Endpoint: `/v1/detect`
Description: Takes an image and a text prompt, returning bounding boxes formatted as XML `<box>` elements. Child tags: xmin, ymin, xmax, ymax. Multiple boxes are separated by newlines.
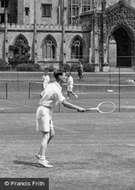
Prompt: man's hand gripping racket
<box><xmin>84</xmin><ymin>101</ymin><xmax>116</xmax><ymax>114</ymax></box>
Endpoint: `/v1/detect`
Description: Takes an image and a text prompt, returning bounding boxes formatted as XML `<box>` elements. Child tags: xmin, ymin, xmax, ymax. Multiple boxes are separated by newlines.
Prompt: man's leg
<box><xmin>37</xmin><ymin>132</ymin><xmax>49</xmax><ymax>159</ymax></box>
<box><xmin>40</xmin><ymin>131</ymin><xmax>49</xmax><ymax>157</ymax></box>
<box><xmin>67</xmin><ymin>90</ymin><xmax>70</xmax><ymax>99</ymax></box>
<box><xmin>80</xmin><ymin>72</ymin><xmax>84</xmax><ymax>81</ymax></box>
<box><xmin>70</xmin><ymin>91</ymin><xmax>78</xmax><ymax>98</ymax></box>
<box><xmin>38</xmin><ymin>132</ymin><xmax>53</xmax><ymax>168</ymax></box>
<box><xmin>48</xmin><ymin>126</ymin><xmax>55</xmax><ymax>144</ymax></box>
<box><xmin>69</xmin><ymin>86</ymin><xmax>78</xmax><ymax>98</ymax></box>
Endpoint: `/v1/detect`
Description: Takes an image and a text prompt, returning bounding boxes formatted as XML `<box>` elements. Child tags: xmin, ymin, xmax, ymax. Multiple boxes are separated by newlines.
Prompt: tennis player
<box><xmin>36</xmin><ymin>69</ymin><xmax>85</xmax><ymax>168</ymax></box>
<box><xmin>67</xmin><ymin>72</ymin><xmax>78</xmax><ymax>99</ymax></box>
<box><xmin>42</xmin><ymin>70</ymin><xmax>50</xmax><ymax>90</ymax></box>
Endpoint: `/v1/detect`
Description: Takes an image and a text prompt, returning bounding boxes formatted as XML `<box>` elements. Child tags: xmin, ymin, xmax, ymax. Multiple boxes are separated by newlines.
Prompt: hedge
<box><xmin>16</xmin><ymin>63</ymin><xmax>40</xmax><ymax>71</ymax></box>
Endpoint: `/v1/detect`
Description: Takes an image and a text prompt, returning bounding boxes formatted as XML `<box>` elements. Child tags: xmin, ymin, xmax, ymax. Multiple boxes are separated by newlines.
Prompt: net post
<box><xmin>118</xmin><ymin>66</ymin><xmax>121</xmax><ymax>112</ymax></box>
<box><xmin>28</xmin><ymin>82</ymin><xmax>31</xmax><ymax>99</ymax></box>
<box><xmin>6</xmin><ymin>81</ymin><xmax>8</xmax><ymax>99</ymax></box>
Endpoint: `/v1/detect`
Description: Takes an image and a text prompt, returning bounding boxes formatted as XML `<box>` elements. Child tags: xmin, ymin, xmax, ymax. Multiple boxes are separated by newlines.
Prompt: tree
<box><xmin>8</xmin><ymin>38</ymin><xmax>30</xmax><ymax>66</ymax></box>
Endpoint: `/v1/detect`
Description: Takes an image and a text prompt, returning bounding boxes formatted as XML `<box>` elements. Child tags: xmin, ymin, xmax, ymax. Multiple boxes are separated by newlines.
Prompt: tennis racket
<box><xmin>85</xmin><ymin>101</ymin><xmax>115</xmax><ymax>114</ymax></box>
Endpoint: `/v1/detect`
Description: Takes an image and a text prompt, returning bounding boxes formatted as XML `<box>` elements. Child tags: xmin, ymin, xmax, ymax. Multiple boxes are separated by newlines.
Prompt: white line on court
<box><xmin>122</xmin><ymin>106</ymin><xmax>135</xmax><ymax>109</ymax></box>
<box><xmin>126</xmin><ymin>144</ymin><xmax>135</xmax><ymax>147</ymax></box>
<box><xmin>0</xmin><ymin>141</ymin><xmax>132</xmax><ymax>146</ymax></box>
<box><xmin>0</xmin><ymin>107</ymin><xmax>12</xmax><ymax>110</ymax></box>
<box><xmin>21</xmin><ymin>117</ymin><xmax>79</xmax><ymax>133</ymax></box>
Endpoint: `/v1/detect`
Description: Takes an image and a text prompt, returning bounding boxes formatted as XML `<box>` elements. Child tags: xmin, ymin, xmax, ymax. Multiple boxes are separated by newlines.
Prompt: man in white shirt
<box><xmin>36</xmin><ymin>69</ymin><xmax>85</xmax><ymax>168</ymax></box>
<box><xmin>42</xmin><ymin>70</ymin><xmax>50</xmax><ymax>90</ymax></box>
<box><xmin>67</xmin><ymin>72</ymin><xmax>78</xmax><ymax>99</ymax></box>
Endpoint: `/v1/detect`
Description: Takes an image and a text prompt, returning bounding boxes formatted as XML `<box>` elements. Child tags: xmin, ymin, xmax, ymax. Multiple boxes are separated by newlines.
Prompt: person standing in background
<box><xmin>78</xmin><ymin>62</ymin><xmax>84</xmax><ymax>81</ymax></box>
<box><xmin>67</xmin><ymin>72</ymin><xmax>78</xmax><ymax>99</ymax></box>
<box><xmin>42</xmin><ymin>69</ymin><xmax>50</xmax><ymax>90</ymax></box>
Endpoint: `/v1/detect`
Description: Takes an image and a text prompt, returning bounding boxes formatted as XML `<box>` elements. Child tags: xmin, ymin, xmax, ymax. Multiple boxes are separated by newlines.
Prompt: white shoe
<box><xmin>38</xmin><ymin>159</ymin><xmax>53</xmax><ymax>168</ymax></box>
<box><xmin>35</xmin><ymin>155</ymin><xmax>49</xmax><ymax>163</ymax></box>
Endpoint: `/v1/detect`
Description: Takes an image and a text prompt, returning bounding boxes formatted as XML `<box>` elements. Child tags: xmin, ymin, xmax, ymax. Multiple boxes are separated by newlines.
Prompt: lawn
<box><xmin>0</xmin><ymin>98</ymin><xmax>135</xmax><ymax>189</ymax></box>
<box><xmin>0</xmin><ymin>72</ymin><xmax>135</xmax><ymax>190</ymax></box>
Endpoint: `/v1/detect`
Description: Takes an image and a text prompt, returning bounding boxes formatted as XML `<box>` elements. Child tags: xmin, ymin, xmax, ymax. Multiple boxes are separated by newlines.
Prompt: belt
<box><xmin>40</xmin><ymin>105</ymin><xmax>52</xmax><ymax>110</ymax></box>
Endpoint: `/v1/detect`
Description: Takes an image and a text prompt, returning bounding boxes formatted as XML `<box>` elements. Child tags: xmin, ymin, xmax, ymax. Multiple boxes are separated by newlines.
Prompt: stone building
<box><xmin>0</xmin><ymin>0</ymin><xmax>135</xmax><ymax>71</ymax></box>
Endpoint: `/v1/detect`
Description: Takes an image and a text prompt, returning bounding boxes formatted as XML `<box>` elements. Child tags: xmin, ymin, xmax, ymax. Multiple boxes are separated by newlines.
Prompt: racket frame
<box><xmin>85</xmin><ymin>101</ymin><xmax>115</xmax><ymax>114</ymax></box>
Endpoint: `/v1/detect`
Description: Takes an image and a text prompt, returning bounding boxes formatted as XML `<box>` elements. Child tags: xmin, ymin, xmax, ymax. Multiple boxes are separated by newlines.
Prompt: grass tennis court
<box><xmin>0</xmin><ymin>71</ymin><xmax>135</xmax><ymax>190</ymax></box>
<box><xmin>1</xmin><ymin>111</ymin><xmax>135</xmax><ymax>190</ymax></box>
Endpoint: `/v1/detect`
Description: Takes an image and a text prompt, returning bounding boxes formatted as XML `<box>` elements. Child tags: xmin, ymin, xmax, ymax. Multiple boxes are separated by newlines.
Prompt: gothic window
<box><xmin>1</xmin><ymin>0</ymin><xmax>4</xmax><ymax>7</ymax></box>
<box><xmin>41</xmin><ymin>4</ymin><xmax>52</xmax><ymax>17</ymax></box>
<box><xmin>82</xmin><ymin>0</ymin><xmax>91</xmax><ymax>13</ymax></box>
<box><xmin>68</xmin><ymin>0</ymin><xmax>80</xmax><ymax>25</ymax></box>
<box><xmin>8</xmin><ymin>45</ymin><xmax>14</xmax><ymax>59</ymax></box>
<box><xmin>1</xmin><ymin>0</ymin><xmax>9</xmax><ymax>7</ymax></box>
<box><xmin>71</xmin><ymin>37</ymin><xmax>83</xmax><ymax>59</ymax></box>
<box><xmin>42</xmin><ymin>36</ymin><xmax>56</xmax><ymax>59</ymax></box>
<box><xmin>14</xmin><ymin>35</ymin><xmax>28</xmax><ymax>55</ymax></box>
<box><xmin>8</xmin><ymin>34</ymin><xmax>30</xmax><ymax>64</ymax></box>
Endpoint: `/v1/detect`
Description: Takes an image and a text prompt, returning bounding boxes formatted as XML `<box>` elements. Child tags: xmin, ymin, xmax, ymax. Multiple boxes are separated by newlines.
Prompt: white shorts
<box><xmin>67</xmin><ymin>85</ymin><xmax>73</xmax><ymax>92</ymax></box>
<box><xmin>36</xmin><ymin>106</ymin><xmax>53</xmax><ymax>132</ymax></box>
<box><xmin>43</xmin><ymin>83</ymin><xmax>48</xmax><ymax>89</ymax></box>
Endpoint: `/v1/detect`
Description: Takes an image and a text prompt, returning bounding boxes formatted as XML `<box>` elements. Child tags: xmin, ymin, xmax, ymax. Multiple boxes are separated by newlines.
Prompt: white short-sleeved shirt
<box><xmin>42</xmin><ymin>75</ymin><xmax>50</xmax><ymax>85</ymax></box>
<box><xmin>39</xmin><ymin>81</ymin><xmax>65</xmax><ymax>108</ymax></box>
<box><xmin>67</xmin><ymin>76</ymin><xmax>73</xmax><ymax>86</ymax></box>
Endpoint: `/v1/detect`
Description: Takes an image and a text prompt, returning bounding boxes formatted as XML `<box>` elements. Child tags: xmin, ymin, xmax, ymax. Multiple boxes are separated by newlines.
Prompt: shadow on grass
<box><xmin>14</xmin><ymin>160</ymin><xmax>43</xmax><ymax>168</ymax></box>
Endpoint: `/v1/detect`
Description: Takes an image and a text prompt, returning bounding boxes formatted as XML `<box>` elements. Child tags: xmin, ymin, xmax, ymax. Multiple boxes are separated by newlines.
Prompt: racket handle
<box><xmin>85</xmin><ymin>109</ymin><xmax>91</xmax><ymax>111</ymax></box>
<box><xmin>85</xmin><ymin>108</ymin><xmax>96</xmax><ymax>111</ymax></box>
<box><xmin>77</xmin><ymin>110</ymin><xmax>85</xmax><ymax>112</ymax></box>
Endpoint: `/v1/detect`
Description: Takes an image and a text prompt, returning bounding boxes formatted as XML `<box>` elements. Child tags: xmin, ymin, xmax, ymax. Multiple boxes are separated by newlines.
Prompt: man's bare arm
<box><xmin>62</xmin><ymin>99</ymin><xmax>85</xmax><ymax>112</ymax></box>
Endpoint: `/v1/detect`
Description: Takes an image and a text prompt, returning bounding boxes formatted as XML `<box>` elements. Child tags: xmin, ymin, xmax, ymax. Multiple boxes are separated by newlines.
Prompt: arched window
<box><xmin>14</xmin><ymin>35</ymin><xmax>28</xmax><ymax>55</ymax></box>
<box><xmin>71</xmin><ymin>37</ymin><xmax>83</xmax><ymax>59</ymax></box>
<box><xmin>42</xmin><ymin>36</ymin><xmax>56</xmax><ymax>59</ymax></box>
<box><xmin>8</xmin><ymin>34</ymin><xmax>30</xmax><ymax>64</ymax></box>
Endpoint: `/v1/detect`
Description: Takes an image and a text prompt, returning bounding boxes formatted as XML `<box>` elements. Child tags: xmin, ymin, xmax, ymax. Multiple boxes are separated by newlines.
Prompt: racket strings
<box><xmin>98</xmin><ymin>102</ymin><xmax>115</xmax><ymax>113</ymax></box>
